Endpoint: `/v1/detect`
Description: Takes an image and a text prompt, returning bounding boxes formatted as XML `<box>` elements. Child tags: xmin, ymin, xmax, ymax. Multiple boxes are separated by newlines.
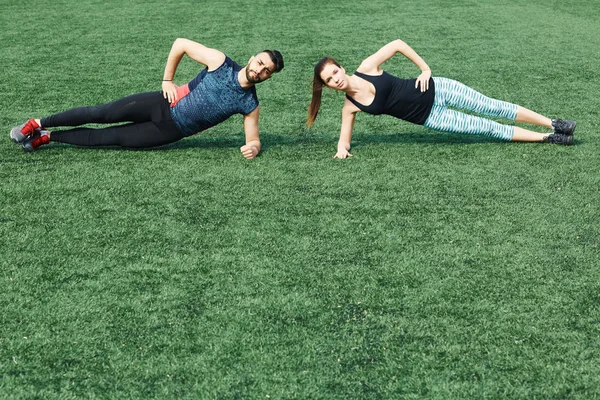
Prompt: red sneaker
<box><xmin>22</xmin><ymin>130</ymin><xmax>50</xmax><ymax>152</ymax></box>
<box><xmin>10</xmin><ymin>119</ymin><xmax>40</xmax><ymax>143</ymax></box>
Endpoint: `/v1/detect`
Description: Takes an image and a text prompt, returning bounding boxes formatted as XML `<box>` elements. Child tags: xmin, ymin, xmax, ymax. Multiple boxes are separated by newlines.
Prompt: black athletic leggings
<box><xmin>41</xmin><ymin>91</ymin><xmax>185</xmax><ymax>148</ymax></box>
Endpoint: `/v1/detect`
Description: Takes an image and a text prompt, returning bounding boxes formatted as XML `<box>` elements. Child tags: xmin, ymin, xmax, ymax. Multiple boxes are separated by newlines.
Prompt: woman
<box><xmin>10</xmin><ymin>38</ymin><xmax>284</xmax><ymax>159</ymax></box>
<box><xmin>307</xmin><ymin>39</ymin><xmax>575</xmax><ymax>158</ymax></box>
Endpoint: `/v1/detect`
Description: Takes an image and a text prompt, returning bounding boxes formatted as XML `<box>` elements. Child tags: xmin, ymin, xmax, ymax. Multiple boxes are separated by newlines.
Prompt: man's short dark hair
<box><xmin>262</xmin><ymin>50</ymin><xmax>284</xmax><ymax>73</ymax></box>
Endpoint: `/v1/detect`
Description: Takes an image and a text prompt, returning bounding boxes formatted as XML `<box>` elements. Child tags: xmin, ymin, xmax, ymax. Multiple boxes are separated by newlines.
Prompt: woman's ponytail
<box><xmin>306</xmin><ymin>57</ymin><xmax>341</xmax><ymax>127</ymax></box>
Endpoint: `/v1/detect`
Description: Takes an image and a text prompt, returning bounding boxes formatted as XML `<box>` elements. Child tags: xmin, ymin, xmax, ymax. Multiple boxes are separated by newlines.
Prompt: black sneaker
<box><xmin>547</xmin><ymin>133</ymin><xmax>573</xmax><ymax>146</ymax></box>
<box><xmin>551</xmin><ymin>119</ymin><xmax>576</xmax><ymax>136</ymax></box>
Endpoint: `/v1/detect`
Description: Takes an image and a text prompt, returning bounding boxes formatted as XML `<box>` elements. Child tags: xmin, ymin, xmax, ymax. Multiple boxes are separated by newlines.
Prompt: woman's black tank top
<box><xmin>345</xmin><ymin>71</ymin><xmax>435</xmax><ymax>125</ymax></box>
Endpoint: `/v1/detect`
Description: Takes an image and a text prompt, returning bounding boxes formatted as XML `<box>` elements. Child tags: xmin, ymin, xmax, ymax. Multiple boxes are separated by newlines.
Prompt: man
<box><xmin>10</xmin><ymin>38</ymin><xmax>284</xmax><ymax>159</ymax></box>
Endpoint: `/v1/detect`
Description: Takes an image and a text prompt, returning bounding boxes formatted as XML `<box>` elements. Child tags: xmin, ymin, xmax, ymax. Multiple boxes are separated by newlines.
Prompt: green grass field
<box><xmin>1</xmin><ymin>0</ymin><xmax>600</xmax><ymax>398</ymax></box>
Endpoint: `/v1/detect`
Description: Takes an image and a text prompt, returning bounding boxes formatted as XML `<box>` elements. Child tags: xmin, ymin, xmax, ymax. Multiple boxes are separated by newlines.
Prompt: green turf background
<box><xmin>1</xmin><ymin>0</ymin><xmax>599</xmax><ymax>398</ymax></box>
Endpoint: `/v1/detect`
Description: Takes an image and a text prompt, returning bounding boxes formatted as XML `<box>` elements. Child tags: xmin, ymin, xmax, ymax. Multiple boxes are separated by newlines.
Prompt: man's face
<box><xmin>245</xmin><ymin>52</ymin><xmax>276</xmax><ymax>84</ymax></box>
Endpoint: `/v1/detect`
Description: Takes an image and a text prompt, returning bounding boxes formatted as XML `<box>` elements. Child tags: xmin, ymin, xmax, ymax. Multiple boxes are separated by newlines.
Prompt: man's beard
<box><xmin>245</xmin><ymin>67</ymin><xmax>262</xmax><ymax>84</ymax></box>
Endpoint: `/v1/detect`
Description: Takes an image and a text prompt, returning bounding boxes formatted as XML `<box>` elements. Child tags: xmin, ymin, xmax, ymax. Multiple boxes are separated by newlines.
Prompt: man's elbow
<box><xmin>173</xmin><ymin>38</ymin><xmax>191</xmax><ymax>51</ymax></box>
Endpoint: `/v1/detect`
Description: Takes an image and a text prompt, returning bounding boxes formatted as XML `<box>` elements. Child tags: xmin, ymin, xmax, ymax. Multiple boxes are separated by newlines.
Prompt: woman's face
<box><xmin>320</xmin><ymin>63</ymin><xmax>347</xmax><ymax>90</ymax></box>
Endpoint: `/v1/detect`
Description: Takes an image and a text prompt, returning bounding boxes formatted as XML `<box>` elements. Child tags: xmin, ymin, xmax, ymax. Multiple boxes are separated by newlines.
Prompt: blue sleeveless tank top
<box><xmin>170</xmin><ymin>57</ymin><xmax>259</xmax><ymax>136</ymax></box>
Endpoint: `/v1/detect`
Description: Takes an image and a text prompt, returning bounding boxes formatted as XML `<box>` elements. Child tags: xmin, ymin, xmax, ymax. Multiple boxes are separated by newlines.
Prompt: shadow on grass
<box><xmin>29</xmin><ymin>129</ymin><xmax>582</xmax><ymax>153</ymax></box>
<box><xmin>165</xmin><ymin>130</ymin><xmax>546</xmax><ymax>151</ymax></box>
<box><xmin>156</xmin><ymin>130</ymin><xmax>508</xmax><ymax>151</ymax></box>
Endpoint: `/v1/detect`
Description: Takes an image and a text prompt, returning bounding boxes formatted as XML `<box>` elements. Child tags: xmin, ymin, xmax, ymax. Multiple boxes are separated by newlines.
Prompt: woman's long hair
<box><xmin>306</xmin><ymin>57</ymin><xmax>341</xmax><ymax>127</ymax></box>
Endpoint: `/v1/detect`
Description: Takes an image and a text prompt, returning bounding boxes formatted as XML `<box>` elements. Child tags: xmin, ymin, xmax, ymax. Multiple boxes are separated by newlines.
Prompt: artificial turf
<box><xmin>1</xmin><ymin>0</ymin><xmax>600</xmax><ymax>398</ymax></box>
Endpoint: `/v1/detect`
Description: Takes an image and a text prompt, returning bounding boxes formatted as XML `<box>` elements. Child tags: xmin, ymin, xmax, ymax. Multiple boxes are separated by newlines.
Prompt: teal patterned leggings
<box><xmin>424</xmin><ymin>77</ymin><xmax>519</xmax><ymax>141</ymax></box>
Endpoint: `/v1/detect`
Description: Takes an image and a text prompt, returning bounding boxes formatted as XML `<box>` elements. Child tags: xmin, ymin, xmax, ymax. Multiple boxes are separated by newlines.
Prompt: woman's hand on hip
<box><xmin>416</xmin><ymin>69</ymin><xmax>431</xmax><ymax>92</ymax></box>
